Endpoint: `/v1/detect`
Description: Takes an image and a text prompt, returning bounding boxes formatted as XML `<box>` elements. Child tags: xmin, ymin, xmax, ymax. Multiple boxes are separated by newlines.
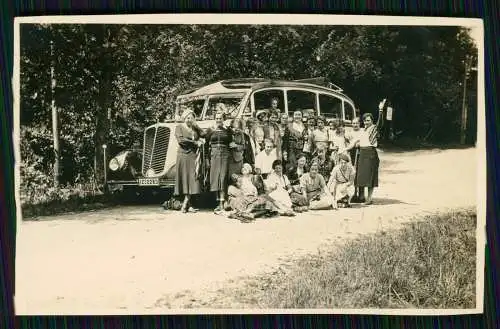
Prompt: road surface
<box><xmin>15</xmin><ymin>147</ymin><xmax>478</xmax><ymax>314</ymax></box>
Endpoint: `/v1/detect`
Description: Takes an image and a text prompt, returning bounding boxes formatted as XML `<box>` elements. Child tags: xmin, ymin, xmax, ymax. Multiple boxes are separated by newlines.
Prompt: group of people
<box><xmin>172</xmin><ymin>97</ymin><xmax>385</xmax><ymax>221</ymax></box>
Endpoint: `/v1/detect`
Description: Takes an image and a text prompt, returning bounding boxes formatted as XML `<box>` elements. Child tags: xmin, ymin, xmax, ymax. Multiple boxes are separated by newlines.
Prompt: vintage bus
<box><xmin>105</xmin><ymin>78</ymin><xmax>358</xmax><ymax>195</ymax></box>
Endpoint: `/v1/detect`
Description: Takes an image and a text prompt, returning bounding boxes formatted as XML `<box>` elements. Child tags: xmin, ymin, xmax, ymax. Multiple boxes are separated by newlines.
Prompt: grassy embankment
<box><xmin>216</xmin><ymin>209</ymin><xmax>477</xmax><ymax>309</ymax></box>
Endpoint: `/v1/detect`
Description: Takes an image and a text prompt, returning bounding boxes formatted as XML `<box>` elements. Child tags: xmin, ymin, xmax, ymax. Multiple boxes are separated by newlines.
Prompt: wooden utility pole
<box><xmin>460</xmin><ymin>56</ymin><xmax>470</xmax><ymax>145</ymax></box>
<box><xmin>50</xmin><ymin>36</ymin><xmax>60</xmax><ymax>187</ymax></box>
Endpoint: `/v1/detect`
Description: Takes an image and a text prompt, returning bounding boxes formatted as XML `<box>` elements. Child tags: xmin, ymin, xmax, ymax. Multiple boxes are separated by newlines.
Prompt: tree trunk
<box><xmin>93</xmin><ymin>26</ymin><xmax>113</xmax><ymax>189</ymax></box>
<box><xmin>50</xmin><ymin>37</ymin><xmax>60</xmax><ymax>188</ymax></box>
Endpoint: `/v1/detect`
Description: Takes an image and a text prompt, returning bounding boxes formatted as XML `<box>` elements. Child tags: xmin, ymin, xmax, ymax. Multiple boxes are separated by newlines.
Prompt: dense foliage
<box><xmin>19</xmin><ymin>24</ymin><xmax>477</xmax><ymax>205</ymax></box>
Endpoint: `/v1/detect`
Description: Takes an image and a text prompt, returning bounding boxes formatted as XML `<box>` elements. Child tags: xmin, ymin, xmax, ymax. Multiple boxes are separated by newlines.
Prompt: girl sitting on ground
<box><xmin>299</xmin><ymin>161</ymin><xmax>336</xmax><ymax>210</ymax></box>
<box><xmin>327</xmin><ymin>153</ymin><xmax>356</xmax><ymax>208</ymax></box>
<box><xmin>226</xmin><ymin>167</ymin><xmax>279</xmax><ymax>222</ymax></box>
<box><xmin>265</xmin><ymin>160</ymin><xmax>296</xmax><ymax>216</ymax></box>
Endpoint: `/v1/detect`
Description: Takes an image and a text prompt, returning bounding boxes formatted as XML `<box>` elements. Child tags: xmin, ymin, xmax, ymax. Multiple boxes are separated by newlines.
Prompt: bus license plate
<box><xmin>138</xmin><ymin>178</ymin><xmax>159</xmax><ymax>186</ymax></box>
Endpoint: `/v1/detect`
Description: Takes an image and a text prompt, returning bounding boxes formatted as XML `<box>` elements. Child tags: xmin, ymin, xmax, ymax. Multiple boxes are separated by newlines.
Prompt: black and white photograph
<box><xmin>13</xmin><ymin>14</ymin><xmax>485</xmax><ymax>315</ymax></box>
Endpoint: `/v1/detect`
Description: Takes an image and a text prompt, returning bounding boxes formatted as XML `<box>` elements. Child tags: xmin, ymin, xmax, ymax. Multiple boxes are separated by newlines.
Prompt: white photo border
<box><xmin>12</xmin><ymin>14</ymin><xmax>486</xmax><ymax>316</ymax></box>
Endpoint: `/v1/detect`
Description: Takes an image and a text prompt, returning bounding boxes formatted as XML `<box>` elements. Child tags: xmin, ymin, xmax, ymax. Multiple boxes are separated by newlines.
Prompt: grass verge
<box><xmin>249</xmin><ymin>208</ymin><xmax>476</xmax><ymax>309</ymax></box>
<box><xmin>21</xmin><ymin>193</ymin><xmax>117</xmax><ymax>219</ymax></box>
<box><xmin>172</xmin><ymin>208</ymin><xmax>479</xmax><ymax>309</ymax></box>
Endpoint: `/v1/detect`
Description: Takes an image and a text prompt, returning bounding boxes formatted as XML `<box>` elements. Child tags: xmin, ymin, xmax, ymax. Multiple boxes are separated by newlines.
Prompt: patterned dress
<box><xmin>227</xmin><ymin>177</ymin><xmax>279</xmax><ymax>220</ymax></box>
<box><xmin>228</xmin><ymin>129</ymin><xmax>246</xmax><ymax>177</ymax></box>
<box><xmin>206</xmin><ymin>126</ymin><xmax>232</xmax><ymax>193</ymax></box>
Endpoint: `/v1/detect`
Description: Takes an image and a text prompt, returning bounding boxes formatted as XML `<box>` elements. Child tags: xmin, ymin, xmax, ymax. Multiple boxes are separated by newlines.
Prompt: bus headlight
<box><xmin>108</xmin><ymin>151</ymin><xmax>129</xmax><ymax>171</ymax></box>
<box><xmin>109</xmin><ymin>158</ymin><xmax>120</xmax><ymax>171</ymax></box>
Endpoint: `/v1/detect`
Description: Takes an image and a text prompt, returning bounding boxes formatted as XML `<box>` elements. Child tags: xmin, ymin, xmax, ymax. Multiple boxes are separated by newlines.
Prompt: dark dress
<box><xmin>356</xmin><ymin>114</ymin><xmax>384</xmax><ymax>188</ymax></box>
<box><xmin>286</xmin><ymin>165</ymin><xmax>309</xmax><ymax>207</ymax></box>
<box><xmin>174</xmin><ymin>123</ymin><xmax>204</xmax><ymax>196</ymax></box>
<box><xmin>287</xmin><ymin>122</ymin><xmax>305</xmax><ymax>167</ymax></box>
<box><xmin>206</xmin><ymin>126</ymin><xmax>232</xmax><ymax>193</ymax></box>
<box><xmin>356</xmin><ymin>146</ymin><xmax>379</xmax><ymax>187</ymax></box>
<box><xmin>279</xmin><ymin>124</ymin><xmax>290</xmax><ymax>161</ymax></box>
<box><xmin>243</xmin><ymin>133</ymin><xmax>256</xmax><ymax>166</ymax></box>
<box><xmin>228</xmin><ymin>129</ymin><xmax>246</xmax><ymax>178</ymax></box>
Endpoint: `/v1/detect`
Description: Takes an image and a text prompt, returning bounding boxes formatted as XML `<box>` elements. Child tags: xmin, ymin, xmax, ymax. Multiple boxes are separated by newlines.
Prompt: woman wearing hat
<box><xmin>347</xmin><ymin>103</ymin><xmax>385</xmax><ymax>205</ymax></box>
<box><xmin>327</xmin><ymin>153</ymin><xmax>356</xmax><ymax>208</ymax></box>
<box><xmin>251</xmin><ymin>109</ymin><xmax>268</xmax><ymax>152</ymax></box>
<box><xmin>174</xmin><ymin>109</ymin><xmax>206</xmax><ymax>213</ymax></box>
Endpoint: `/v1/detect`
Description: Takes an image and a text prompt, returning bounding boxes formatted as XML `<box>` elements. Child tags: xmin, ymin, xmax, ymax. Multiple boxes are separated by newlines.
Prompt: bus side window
<box><xmin>344</xmin><ymin>101</ymin><xmax>355</xmax><ymax>122</ymax></box>
<box><xmin>287</xmin><ymin>90</ymin><xmax>317</xmax><ymax>114</ymax></box>
<box><xmin>242</xmin><ymin>100</ymin><xmax>252</xmax><ymax>117</ymax></box>
<box><xmin>318</xmin><ymin>94</ymin><xmax>342</xmax><ymax>120</ymax></box>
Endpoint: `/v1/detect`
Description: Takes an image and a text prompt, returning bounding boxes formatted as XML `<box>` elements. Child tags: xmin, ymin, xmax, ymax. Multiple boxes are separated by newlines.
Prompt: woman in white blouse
<box><xmin>347</xmin><ymin>102</ymin><xmax>385</xmax><ymax>205</ymax></box>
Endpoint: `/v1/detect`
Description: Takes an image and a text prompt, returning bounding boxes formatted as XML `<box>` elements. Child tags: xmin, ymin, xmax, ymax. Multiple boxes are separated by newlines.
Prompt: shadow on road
<box><xmin>380</xmin><ymin>169</ymin><xmax>415</xmax><ymax>175</ymax></box>
<box><xmin>370</xmin><ymin>198</ymin><xmax>416</xmax><ymax>206</ymax></box>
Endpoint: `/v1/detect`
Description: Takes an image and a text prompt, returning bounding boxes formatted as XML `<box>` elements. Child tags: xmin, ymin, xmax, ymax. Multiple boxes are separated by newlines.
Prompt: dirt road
<box><xmin>15</xmin><ymin>148</ymin><xmax>477</xmax><ymax>314</ymax></box>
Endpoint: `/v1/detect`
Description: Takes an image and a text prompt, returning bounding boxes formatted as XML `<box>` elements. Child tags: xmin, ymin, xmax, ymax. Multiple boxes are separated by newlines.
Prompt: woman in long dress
<box><xmin>205</xmin><ymin>111</ymin><xmax>232</xmax><ymax>212</ymax></box>
<box><xmin>347</xmin><ymin>103</ymin><xmax>385</xmax><ymax>205</ymax></box>
<box><xmin>174</xmin><ymin>109</ymin><xmax>206</xmax><ymax>213</ymax></box>
<box><xmin>265</xmin><ymin>160</ymin><xmax>295</xmax><ymax>216</ymax></box>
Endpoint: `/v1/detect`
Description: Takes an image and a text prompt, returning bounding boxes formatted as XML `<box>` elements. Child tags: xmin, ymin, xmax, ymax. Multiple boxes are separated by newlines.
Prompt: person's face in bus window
<box><xmin>271</xmin><ymin>99</ymin><xmax>279</xmax><ymax>110</ymax></box>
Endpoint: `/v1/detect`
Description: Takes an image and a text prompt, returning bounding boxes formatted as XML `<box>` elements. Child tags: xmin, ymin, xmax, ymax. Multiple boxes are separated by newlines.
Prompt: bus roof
<box><xmin>176</xmin><ymin>78</ymin><xmax>354</xmax><ymax>104</ymax></box>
